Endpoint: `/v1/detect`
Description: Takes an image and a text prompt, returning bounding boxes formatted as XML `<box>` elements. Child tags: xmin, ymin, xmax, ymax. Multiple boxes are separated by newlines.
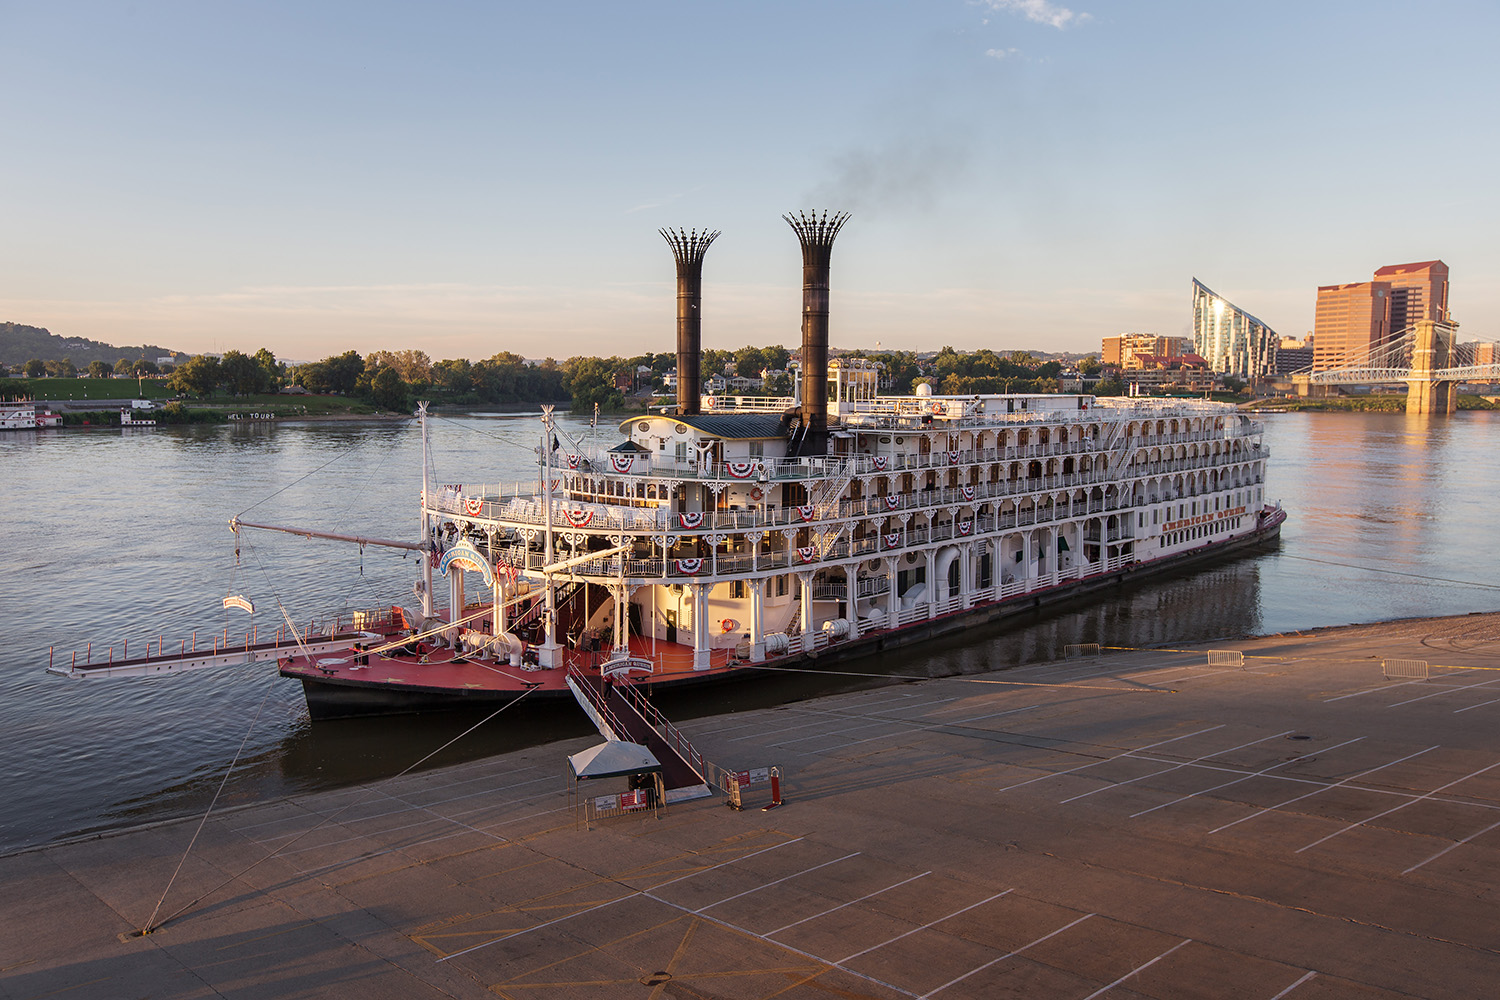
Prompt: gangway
<box><xmin>565</xmin><ymin>666</ymin><xmax>714</xmax><ymax>802</ymax></box>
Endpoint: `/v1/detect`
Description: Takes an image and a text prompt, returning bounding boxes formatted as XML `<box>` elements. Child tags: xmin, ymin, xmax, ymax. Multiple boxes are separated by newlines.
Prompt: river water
<box><xmin>2</xmin><ymin>409</ymin><xmax>1497</xmax><ymax>854</ymax></box>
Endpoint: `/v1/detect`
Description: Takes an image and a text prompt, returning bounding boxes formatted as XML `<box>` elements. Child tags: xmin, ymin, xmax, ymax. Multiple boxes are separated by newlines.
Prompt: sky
<box><xmin>3</xmin><ymin>1</ymin><xmax>1497</xmax><ymax>363</ymax></box>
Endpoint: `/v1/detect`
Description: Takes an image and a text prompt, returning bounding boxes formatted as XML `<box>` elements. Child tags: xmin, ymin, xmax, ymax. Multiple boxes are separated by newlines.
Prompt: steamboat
<box><xmin>49</xmin><ymin>212</ymin><xmax>1283</xmax><ymax>719</ymax></box>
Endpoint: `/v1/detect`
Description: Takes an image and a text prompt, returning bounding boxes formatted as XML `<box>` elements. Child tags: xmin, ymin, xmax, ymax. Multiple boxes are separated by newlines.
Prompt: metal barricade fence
<box><xmin>1064</xmin><ymin>643</ymin><xmax>1101</xmax><ymax>660</ymax></box>
<box><xmin>1383</xmin><ymin>658</ymin><xmax>1430</xmax><ymax>681</ymax></box>
<box><xmin>1207</xmin><ymin>650</ymin><xmax>1244</xmax><ymax>668</ymax></box>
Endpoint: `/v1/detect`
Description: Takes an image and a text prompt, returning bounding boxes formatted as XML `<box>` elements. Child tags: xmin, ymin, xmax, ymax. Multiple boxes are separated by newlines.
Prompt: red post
<box><xmin>764</xmin><ymin>771</ymin><xmax>783</xmax><ymax>811</ymax></box>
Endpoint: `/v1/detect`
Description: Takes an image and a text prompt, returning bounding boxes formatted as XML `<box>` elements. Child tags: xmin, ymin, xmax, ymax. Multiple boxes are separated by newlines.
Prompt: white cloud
<box><xmin>985</xmin><ymin>47</ymin><xmax>1021</xmax><ymax>60</ymax></box>
<box><xmin>982</xmin><ymin>0</ymin><xmax>1091</xmax><ymax>29</ymax></box>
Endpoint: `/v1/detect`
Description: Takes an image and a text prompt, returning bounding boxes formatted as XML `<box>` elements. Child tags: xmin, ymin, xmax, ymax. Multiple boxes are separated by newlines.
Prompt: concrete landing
<box><xmin>5</xmin><ymin>612</ymin><xmax>1500</xmax><ymax>999</ymax></box>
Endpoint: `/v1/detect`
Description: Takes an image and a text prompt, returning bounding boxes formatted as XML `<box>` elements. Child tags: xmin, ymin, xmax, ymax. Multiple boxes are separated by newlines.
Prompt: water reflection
<box><xmin>2</xmin><ymin>410</ymin><xmax>1497</xmax><ymax>854</ymax></box>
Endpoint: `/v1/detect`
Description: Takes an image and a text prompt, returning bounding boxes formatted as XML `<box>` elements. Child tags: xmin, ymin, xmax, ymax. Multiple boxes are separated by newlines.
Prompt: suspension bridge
<box><xmin>1291</xmin><ymin>320</ymin><xmax>1499</xmax><ymax>414</ymax></box>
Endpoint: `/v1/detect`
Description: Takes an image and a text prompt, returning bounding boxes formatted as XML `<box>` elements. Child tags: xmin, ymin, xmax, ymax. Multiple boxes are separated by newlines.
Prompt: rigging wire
<box><xmin>233</xmin><ymin>440</ymin><xmax>366</xmax><ymax>519</ymax></box>
<box><xmin>143</xmin><ymin>686</ymin><xmax>535</xmax><ymax>934</ymax></box>
<box><xmin>139</xmin><ymin>681</ymin><xmax>275</xmax><ymax>936</ymax></box>
<box><xmin>1277</xmin><ymin>553</ymin><xmax>1500</xmax><ymax>591</ymax></box>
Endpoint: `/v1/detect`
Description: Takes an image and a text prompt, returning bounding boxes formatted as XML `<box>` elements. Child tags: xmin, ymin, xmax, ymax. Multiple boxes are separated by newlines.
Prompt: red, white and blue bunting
<box><xmin>679</xmin><ymin>512</ymin><xmax>705</xmax><ymax>529</ymax></box>
<box><xmin>948</xmin><ymin>450</ymin><xmax>961</xmax><ymax>464</ymax></box>
<box><xmin>884</xmin><ymin>495</ymin><xmax>902</xmax><ymax>510</ymax></box>
<box><xmin>796</xmin><ymin>505</ymin><xmax>817</xmax><ymax>522</ymax></box>
<box><xmin>961</xmin><ymin>485</ymin><xmax>975</xmax><ymax>501</ymax></box>
<box><xmin>871</xmin><ymin>455</ymin><xmax>888</xmax><ymax>471</ymax></box>
<box><xmin>463</xmin><ymin>497</ymin><xmax>485</xmax><ymax>516</ymax></box>
<box><xmin>958</xmin><ymin>521</ymin><xmax>973</xmax><ymax>536</ymax></box>
<box><xmin>725</xmin><ymin>460</ymin><xmax>758</xmax><ymax>479</ymax></box>
<box><xmin>674</xmin><ymin>557</ymin><xmax>704</xmax><ymax>575</ymax></box>
<box><xmin>564</xmin><ymin>509</ymin><xmax>593</xmax><ymax>528</ymax></box>
<box><xmin>567</xmin><ymin>454</ymin><xmax>580</xmax><ymax>469</ymax></box>
<box><xmin>609</xmin><ymin>453</ymin><xmax>636</xmax><ymax>474</ymax></box>
<box><xmin>883</xmin><ymin>533</ymin><xmax>902</xmax><ymax>549</ymax></box>
<box><xmin>797</xmin><ymin>546</ymin><xmax>818</xmax><ymax>563</ymax></box>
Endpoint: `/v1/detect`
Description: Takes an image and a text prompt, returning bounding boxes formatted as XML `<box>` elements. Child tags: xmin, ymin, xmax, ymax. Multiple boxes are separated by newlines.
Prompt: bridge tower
<box><xmin>1407</xmin><ymin>320</ymin><xmax>1457</xmax><ymax>415</ymax></box>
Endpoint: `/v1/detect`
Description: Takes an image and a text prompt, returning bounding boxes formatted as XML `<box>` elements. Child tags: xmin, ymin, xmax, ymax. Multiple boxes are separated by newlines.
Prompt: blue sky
<box><xmin>3</xmin><ymin>1</ymin><xmax>1496</xmax><ymax>362</ymax></box>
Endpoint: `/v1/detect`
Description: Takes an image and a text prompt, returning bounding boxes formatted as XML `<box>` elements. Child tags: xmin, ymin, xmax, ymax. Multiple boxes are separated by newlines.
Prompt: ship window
<box><xmin>730</xmin><ymin>580</ymin><xmax>746</xmax><ymax>598</ymax></box>
<box><xmin>748</xmin><ymin>441</ymin><xmax>764</xmax><ymax>459</ymax></box>
<box><xmin>776</xmin><ymin>575</ymin><xmax>788</xmax><ymax>597</ymax></box>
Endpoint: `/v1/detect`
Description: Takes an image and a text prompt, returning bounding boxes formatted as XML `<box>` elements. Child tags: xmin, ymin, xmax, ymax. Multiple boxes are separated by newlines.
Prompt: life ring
<box><xmin>749</xmin><ymin>487</ymin><xmax>764</xmax><ymax>501</ymax></box>
<box><xmin>930</xmin><ymin>403</ymin><xmax>943</xmax><ymax>414</ymax></box>
<box><xmin>721</xmin><ymin>618</ymin><xmax>738</xmax><ymax>633</ymax></box>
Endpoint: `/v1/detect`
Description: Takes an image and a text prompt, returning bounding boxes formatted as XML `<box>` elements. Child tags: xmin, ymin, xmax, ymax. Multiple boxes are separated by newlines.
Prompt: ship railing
<box><xmin>51</xmin><ymin>607</ymin><xmax>403</xmax><ymax>674</ymax></box>
<box><xmin>609</xmin><ymin>679</ymin><xmax>721</xmax><ymax>784</ymax></box>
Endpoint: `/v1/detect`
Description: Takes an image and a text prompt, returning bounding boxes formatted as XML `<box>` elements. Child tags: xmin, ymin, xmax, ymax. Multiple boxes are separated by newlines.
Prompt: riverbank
<box><xmin>1244</xmin><ymin>392</ymin><xmax>1500</xmax><ymax>412</ymax></box>
<box><xmin>7</xmin><ymin>609</ymin><xmax>1500</xmax><ymax>998</ymax></box>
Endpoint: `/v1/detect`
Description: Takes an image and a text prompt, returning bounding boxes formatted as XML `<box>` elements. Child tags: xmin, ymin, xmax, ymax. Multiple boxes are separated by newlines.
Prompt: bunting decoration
<box><xmin>609</xmin><ymin>453</ymin><xmax>636</xmax><ymax>474</ymax></box>
<box><xmin>958</xmin><ymin>521</ymin><xmax>973</xmax><ymax>536</ymax></box>
<box><xmin>674</xmin><ymin>557</ymin><xmax>704</xmax><ymax>575</ymax></box>
<box><xmin>872</xmin><ymin>455</ymin><xmax>888</xmax><ymax>471</ymax></box>
<box><xmin>567</xmin><ymin>454</ymin><xmax>580</xmax><ymax>469</ymax></box>
<box><xmin>884</xmin><ymin>495</ymin><xmax>902</xmax><ymax>510</ymax></box>
<box><xmin>679</xmin><ymin>512</ymin><xmax>705</xmax><ymax>529</ymax></box>
<box><xmin>883</xmin><ymin>533</ymin><xmax>902</xmax><ymax>549</ymax></box>
<box><xmin>463</xmin><ymin>497</ymin><xmax>485</xmax><ymax>516</ymax></box>
<box><xmin>564</xmin><ymin>509</ymin><xmax>593</xmax><ymax>528</ymax></box>
<box><xmin>726</xmin><ymin>460</ymin><xmax>758</xmax><ymax>479</ymax></box>
<box><xmin>948</xmin><ymin>450</ymin><xmax>961</xmax><ymax>464</ymax></box>
<box><xmin>797</xmin><ymin>546</ymin><xmax>818</xmax><ymax>563</ymax></box>
<box><xmin>961</xmin><ymin>485</ymin><xmax>975</xmax><ymax>501</ymax></box>
<box><xmin>796</xmin><ymin>505</ymin><xmax>817</xmax><ymax>522</ymax></box>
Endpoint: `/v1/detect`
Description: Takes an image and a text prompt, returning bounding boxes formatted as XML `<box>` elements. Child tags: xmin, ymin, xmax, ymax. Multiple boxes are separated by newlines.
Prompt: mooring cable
<box><xmin>143</xmin><ymin>686</ymin><xmax>535</xmax><ymax>935</ymax></box>
<box><xmin>140</xmin><ymin>682</ymin><xmax>275</xmax><ymax>936</ymax></box>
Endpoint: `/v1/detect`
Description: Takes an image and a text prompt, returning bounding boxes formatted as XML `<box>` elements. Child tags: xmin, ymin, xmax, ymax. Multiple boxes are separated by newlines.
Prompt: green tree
<box><xmin>252</xmin><ymin>348</ymin><xmax>280</xmax><ymax>389</ymax></box>
<box><xmin>87</xmin><ymin>360</ymin><xmax>111</xmax><ymax>378</ymax></box>
<box><xmin>1077</xmin><ymin>355</ymin><xmax>1101</xmax><ymax>376</ymax></box>
<box><xmin>563</xmin><ymin>355</ymin><xmax>625</xmax><ymax>411</ymax></box>
<box><xmin>295</xmin><ymin>350</ymin><xmax>363</xmax><ymax>394</ymax></box>
<box><xmin>169</xmin><ymin>355</ymin><xmax>222</xmax><ymax>398</ymax></box>
<box><xmin>45</xmin><ymin>358</ymin><xmax>77</xmax><ymax>377</ymax></box>
<box><xmin>132</xmin><ymin>359</ymin><xmax>160</xmax><ymax>376</ymax></box>
<box><xmin>219</xmin><ymin>350</ymin><xmax>269</xmax><ymax>396</ymax></box>
<box><xmin>114</xmin><ymin>358</ymin><xmax>134</xmax><ymax>376</ymax></box>
<box><xmin>369</xmin><ymin>367</ymin><xmax>410</xmax><ymax>411</ymax></box>
<box><xmin>24</xmin><ymin>359</ymin><xmax>45</xmax><ymax>378</ymax></box>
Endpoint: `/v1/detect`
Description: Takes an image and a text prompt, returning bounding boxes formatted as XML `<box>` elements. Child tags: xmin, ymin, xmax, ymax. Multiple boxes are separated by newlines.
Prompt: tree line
<box><xmin>7</xmin><ymin>341</ymin><xmax>1104</xmax><ymax>411</ymax></box>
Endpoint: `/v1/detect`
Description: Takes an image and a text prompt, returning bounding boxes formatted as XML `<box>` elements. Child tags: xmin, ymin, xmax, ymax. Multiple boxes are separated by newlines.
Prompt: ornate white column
<box><xmin>691</xmin><ymin>582</ymin><xmax>710</xmax><ymax>670</ymax></box>
<box><xmin>749</xmin><ymin>578</ymin><xmax>766</xmax><ymax>662</ymax></box>
<box><xmin>844</xmin><ymin>564</ymin><xmax>860</xmax><ymax>638</ymax></box>
<box><xmin>798</xmin><ymin>571</ymin><xmax>815</xmax><ymax>641</ymax></box>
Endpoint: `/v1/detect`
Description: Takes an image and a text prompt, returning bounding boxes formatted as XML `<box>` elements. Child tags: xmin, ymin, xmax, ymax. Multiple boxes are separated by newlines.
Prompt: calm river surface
<box><xmin>2</xmin><ymin>409</ymin><xmax>1497</xmax><ymax>854</ymax></box>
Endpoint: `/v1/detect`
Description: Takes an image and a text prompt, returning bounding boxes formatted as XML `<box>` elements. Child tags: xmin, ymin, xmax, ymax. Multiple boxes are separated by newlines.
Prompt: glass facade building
<box><xmin>1191</xmin><ymin>278</ymin><xmax>1279</xmax><ymax>377</ymax></box>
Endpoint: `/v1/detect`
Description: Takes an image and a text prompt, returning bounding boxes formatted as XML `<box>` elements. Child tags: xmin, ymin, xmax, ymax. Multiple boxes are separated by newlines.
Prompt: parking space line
<box><xmin>1389</xmin><ymin>675</ymin><xmax>1500</xmax><ymax>708</ymax></box>
<box><xmin>765</xmin><ymin>872</ymin><xmax>932</xmax><ymax>936</ymax></box>
<box><xmin>1061</xmin><ymin>730</ymin><xmax>1294</xmax><ymax>804</ymax></box>
<box><xmin>1296</xmin><ymin>758</ymin><xmax>1500</xmax><ymax>853</ymax></box>
<box><xmin>1269</xmin><ymin>970</ymin><xmax>1318</xmax><ymax>998</ymax></box>
<box><xmin>437</xmin><ymin>836</ymin><xmax>805</xmax><ymax>962</ymax></box>
<box><xmin>695</xmin><ymin>852</ymin><xmax>861</xmax><ymax>913</ymax></box>
<box><xmin>1080</xmin><ymin>938</ymin><xmax>1191</xmax><ymax>1000</ymax></box>
<box><xmin>994</xmin><ymin>726</ymin><xmax>1225</xmax><ymax>794</ymax></box>
<box><xmin>1208</xmin><ymin>746</ymin><xmax>1439</xmax><ymax>835</ymax></box>
<box><xmin>1130</xmin><ymin>737</ymin><xmax>1366</xmax><ymax>818</ymax></box>
<box><xmin>1454</xmin><ymin>697</ymin><xmax>1500</xmax><ymax>714</ymax></box>
<box><xmin>918</xmin><ymin>911</ymin><xmax>1094</xmax><ymax>998</ymax></box>
<box><xmin>1402</xmin><ymin>816</ymin><xmax>1500</xmax><ymax>874</ymax></box>
<box><xmin>837</xmin><ymin>889</ymin><xmax>1014</xmax><ymax>964</ymax></box>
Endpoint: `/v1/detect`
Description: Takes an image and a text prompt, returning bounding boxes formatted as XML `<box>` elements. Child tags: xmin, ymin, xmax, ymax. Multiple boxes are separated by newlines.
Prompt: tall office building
<box><xmin>1374</xmin><ymin>260</ymin><xmax>1449</xmax><ymax>333</ymax></box>
<box><xmin>1313</xmin><ymin>281</ymin><xmax>1390</xmax><ymax>371</ymax></box>
<box><xmin>1101</xmin><ymin>333</ymin><xmax>1188</xmax><ymax>369</ymax></box>
<box><xmin>1312</xmin><ymin>260</ymin><xmax>1447</xmax><ymax>371</ymax></box>
<box><xmin>1190</xmin><ymin>279</ymin><xmax>1279</xmax><ymax>376</ymax></box>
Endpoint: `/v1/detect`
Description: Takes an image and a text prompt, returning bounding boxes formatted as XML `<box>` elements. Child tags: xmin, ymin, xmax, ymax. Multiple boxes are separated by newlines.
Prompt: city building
<box><xmin>1101</xmin><ymin>333</ymin><xmax>1189</xmax><ymax>369</ymax></box>
<box><xmin>1313</xmin><ymin>281</ymin><xmax>1389</xmax><ymax>371</ymax></box>
<box><xmin>1190</xmin><ymin>279</ymin><xmax>1279</xmax><ymax>377</ymax></box>
<box><xmin>1274</xmin><ymin>336</ymin><xmax>1314</xmax><ymax>375</ymax></box>
<box><xmin>1375</xmin><ymin>260</ymin><xmax>1449</xmax><ymax>333</ymax></box>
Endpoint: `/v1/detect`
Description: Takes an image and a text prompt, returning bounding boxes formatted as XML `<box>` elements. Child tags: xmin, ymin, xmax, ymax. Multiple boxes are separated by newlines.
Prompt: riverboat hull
<box><xmin>286</xmin><ymin>511</ymin><xmax>1284</xmax><ymax>720</ymax></box>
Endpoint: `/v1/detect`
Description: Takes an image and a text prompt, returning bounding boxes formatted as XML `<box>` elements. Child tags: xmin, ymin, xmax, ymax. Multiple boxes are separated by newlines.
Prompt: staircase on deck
<box><xmin>565</xmin><ymin>667</ymin><xmax>717</xmax><ymax>802</ymax></box>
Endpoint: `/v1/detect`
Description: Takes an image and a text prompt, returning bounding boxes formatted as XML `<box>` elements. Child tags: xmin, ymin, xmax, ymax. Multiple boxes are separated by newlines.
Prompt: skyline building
<box><xmin>1190</xmin><ymin>278</ymin><xmax>1279</xmax><ymax>377</ymax></box>
<box><xmin>1311</xmin><ymin>261</ymin><xmax>1447</xmax><ymax>372</ymax></box>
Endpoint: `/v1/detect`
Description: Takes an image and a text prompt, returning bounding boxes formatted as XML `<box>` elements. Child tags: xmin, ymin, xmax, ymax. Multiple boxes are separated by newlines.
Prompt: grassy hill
<box><xmin>0</xmin><ymin>322</ymin><xmax>187</xmax><ymax>368</ymax></box>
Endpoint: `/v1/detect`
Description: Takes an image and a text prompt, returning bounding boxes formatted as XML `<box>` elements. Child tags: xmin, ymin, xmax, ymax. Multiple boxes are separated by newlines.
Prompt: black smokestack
<box><xmin>660</xmin><ymin>228</ymin><xmax>720</xmax><ymax>415</ymax></box>
<box><xmin>784</xmin><ymin>210</ymin><xmax>849</xmax><ymax>452</ymax></box>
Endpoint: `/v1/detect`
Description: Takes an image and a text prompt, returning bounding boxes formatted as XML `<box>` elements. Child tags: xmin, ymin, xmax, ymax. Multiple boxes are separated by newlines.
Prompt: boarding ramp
<box><xmin>565</xmin><ymin>666</ymin><xmax>714</xmax><ymax>802</ymax></box>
